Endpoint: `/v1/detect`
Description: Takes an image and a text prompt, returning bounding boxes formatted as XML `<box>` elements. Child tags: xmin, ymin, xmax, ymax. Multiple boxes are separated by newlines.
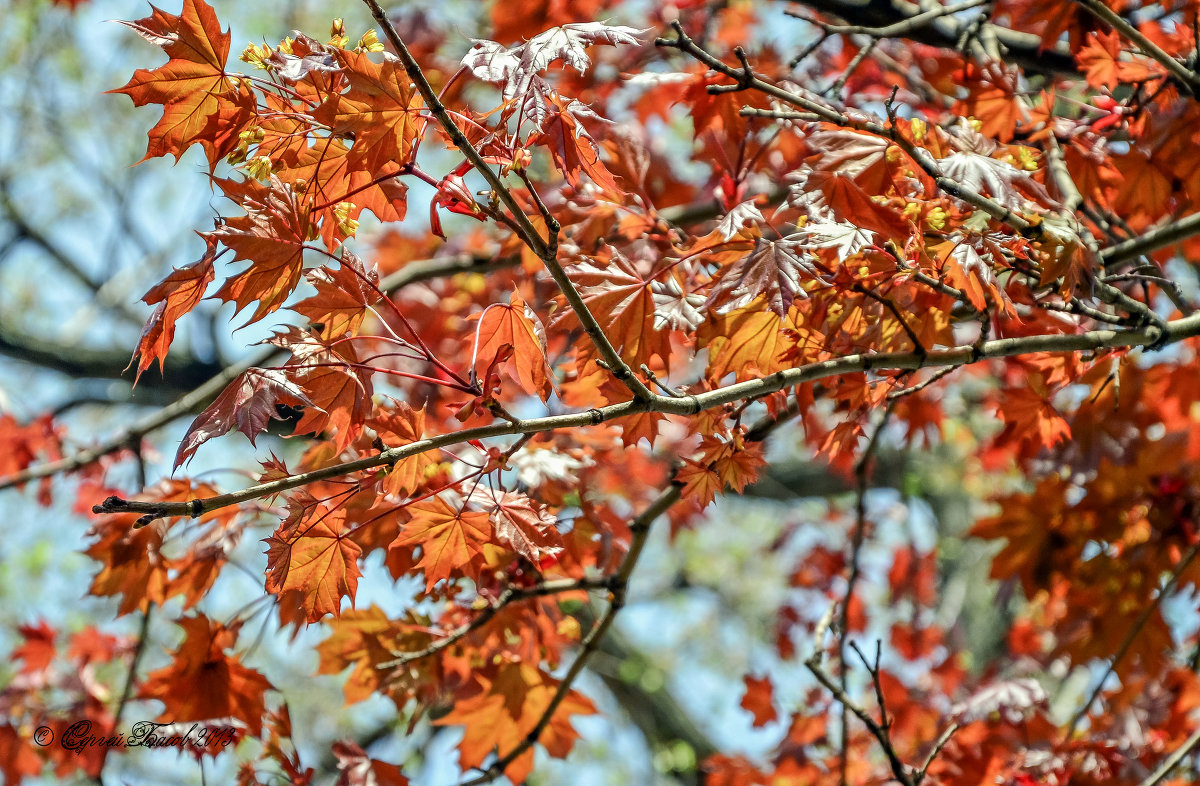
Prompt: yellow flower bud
<box><xmin>357</xmin><ymin>30</ymin><xmax>384</xmax><ymax>53</ymax></box>
<box><xmin>244</xmin><ymin>156</ymin><xmax>273</xmax><ymax>181</ymax></box>
<box><xmin>909</xmin><ymin>117</ymin><xmax>927</xmax><ymax>142</ymax></box>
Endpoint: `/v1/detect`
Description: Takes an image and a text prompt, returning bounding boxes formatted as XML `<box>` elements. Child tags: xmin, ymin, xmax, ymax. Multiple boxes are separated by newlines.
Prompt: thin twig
<box><xmin>1066</xmin><ymin>540</ymin><xmax>1200</xmax><ymax>738</ymax></box>
<box><xmin>837</xmin><ymin>402</ymin><xmax>896</xmax><ymax>783</ymax></box>
<box><xmin>1137</xmin><ymin>724</ymin><xmax>1200</xmax><ymax>786</ymax></box>
<box><xmin>914</xmin><ymin>722</ymin><xmax>959</xmax><ymax>785</ymax></box>
<box><xmin>361</xmin><ymin>0</ymin><xmax>654</xmax><ymax>402</ymax></box>
<box><xmin>378</xmin><ymin>578</ymin><xmax>610</xmax><ymax>672</ymax></box>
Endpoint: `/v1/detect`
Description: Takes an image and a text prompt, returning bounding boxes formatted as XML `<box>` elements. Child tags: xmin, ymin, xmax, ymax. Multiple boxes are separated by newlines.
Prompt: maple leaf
<box><xmin>267</xmin><ymin>328</ymin><xmax>374</xmax><ymax>452</ymax></box>
<box><xmin>470</xmin><ymin>487</ymin><xmax>563</xmax><ymax>566</ymax></box>
<box><xmin>435</xmin><ymin>663</ymin><xmax>597</xmax><ymax>784</ymax></box>
<box><xmin>13</xmin><ymin>621</ymin><xmax>57</xmax><ymax>675</ymax></box>
<box><xmin>316</xmin><ymin>50</ymin><xmax>425</xmax><ymax>173</ymax></box>
<box><xmin>1077</xmin><ymin>31</ymin><xmax>1166</xmax><ymax>90</ymax></box>
<box><xmin>391</xmin><ymin>495</ymin><xmax>492</xmax><ymax>592</ymax></box>
<box><xmin>317</xmin><ymin>606</ymin><xmax>436</xmax><ymax>705</ymax></box>
<box><xmin>0</xmin><ymin>724</ymin><xmax>42</xmax><ymax>786</ymax></box>
<box><xmin>932</xmin><ymin>235</ymin><xmax>1015</xmax><ymax>314</ymax></box>
<box><xmin>110</xmin><ymin>0</ymin><xmax>255</xmax><ymax>166</ymax></box>
<box><xmin>332</xmin><ymin>741</ymin><xmax>408</xmax><ymax>786</ymax></box>
<box><xmin>86</xmin><ymin>479</ymin><xmax>234</xmax><ymax>614</ymax></box>
<box><xmin>131</xmin><ymin>237</ymin><xmax>216</xmax><ymax>381</ymax></box>
<box><xmin>953</xmin><ymin>62</ymin><xmax>1023</xmax><ymax>143</ymax></box>
<box><xmin>790</xmin><ymin>168</ymin><xmax>908</xmax><ymax>237</ymax></box>
<box><xmin>463</xmin><ymin>22</ymin><xmax>642</xmax><ymax>129</ymax></box>
<box><xmin>700</xmin><ymin>304</ymin><xmax>792</xmax><ymax>381</ymax></box>
<box><xmin>281</xmin><ymin>136</ymin><xmax>410</xmax><ymax>230</ymax></box>
<box><xmin>139</xmin><ymin>614</ymin><xmax>274</xmax><ymax>735</ymax></box>
<box><xmin>471</xmin><ymin>290</ymin><xmax>555</xmax><ymax>401</ymax></box>
<box><xmin>997</xmin><ymin>385</ymin><xmax>1071</xmax><ymax>450</ymax></box>
<box><xmin>708</xmin><ymin>237</ymin><xmax>821</xmax><ymax>317</ymax></box>
<box><xmin>371</xmin><ymin>404</ymin><xmax>439</xmax><ymax>497</ymax></box>
<box><xmin>264</xmin><ymin>500</ymin><xmax>363</xmax><ymax>623</ymax></box>
<box><xmin>650</xmin><ymin>275</ymin><xmax>706</xmax><ymax>331</ymax></box>
<box><xmin>175</xmin><ymin>367</ymin><xmax>316</xmax><ymax>468</ymax></box>
<box><xmin>210</xmin><ymin>175</ymin><xmax>313</xmax><ymax>323</ymax></box>
<box><xmin>802</xmin><ymin>127</ymin><xmax>894</xmax><ymax>194</ymax></box>
<box><xmin>535</xmin><ymin>95</ymin><xmax>620</xmax><ymax>193</ymax></box>
<box><xmin>565</xmin><ymin>248</ymin><xmax>672</xmax><ymax>368</ymax></box>
<box><xmin>951</xmin><ymin>678</ymin><xmax>1047</xmax><ymax>723</ymax></box>
<box><xmin>676</xmin><ymin>459</ymin><xmax>722</xmax><ymax>507</ymax></box>
<box><xmin>715</xmin><ymin>200</ymin><xmax>765</xmax><ymax>241</ymax></box>
<box><xmin>292</xmin><ymin>251</ymin><xmax>379</xmax><ymax>339</ymax></box>
<box><xmin>740</xmin><ymin>674</ymin><xmax>778</xmax><ymax>728</ymax></box>
<box><xmin>936</xmin><ymin>152</ymin><xmax>1053</xmax><ymax>212</ymax></box>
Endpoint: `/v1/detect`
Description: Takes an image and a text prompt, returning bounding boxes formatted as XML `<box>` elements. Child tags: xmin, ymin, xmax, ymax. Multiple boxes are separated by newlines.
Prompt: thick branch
<box><xmin>93</xmin><ymin>310</ymin><xmax>1200</xmax><ymax>523</ymax></box>
<box><xmin>0</xmin><ymin>319</ymin><xmax>224</xmax><ymax>395</ymax></box>
<box><xmin>788</xmin><ymin>0</ymin><xmax>1079</xmax><ymax>78</ymax></box>
<box><xmin>0</xmin><ymin>348</ymin><xmax>279</xmax><ymax>492</ymax></box>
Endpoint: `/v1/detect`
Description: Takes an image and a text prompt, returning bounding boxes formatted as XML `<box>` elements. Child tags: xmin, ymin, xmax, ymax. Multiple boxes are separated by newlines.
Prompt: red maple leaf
<box><xmin>139</xmin><ymin>614</ymin><xmax>274</xmax><ymax>735</ymax></box>
<box><xmin>110</xmin><ymin>0</ymin><xmax>254</xmax><ymax>165</ymax></box>
<box><xmin>264</xmin><ymin>501</ymin><xmax>363</xmax><ymax>622</ymax></box>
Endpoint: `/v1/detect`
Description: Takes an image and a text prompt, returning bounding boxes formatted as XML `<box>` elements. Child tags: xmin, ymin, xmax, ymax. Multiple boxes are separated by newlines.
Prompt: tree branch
<box><xmin>787</xmin><ymin>0</ymin><xmax>1078</xmax><ymax>78</ymax></box>
<box><xmin>361</xmin><ymin>0</ymin><xmax>655</xmax><ymax>402</ymax></box>
<box><xmin>92</xmin><ymin>310</ymin><xmax>1200</xmax><ymax>523</ymax></box>
<box><xmin>0</xmin><ymin>348</ymin><xmax>280</xmax><ymax>492</ymax></box>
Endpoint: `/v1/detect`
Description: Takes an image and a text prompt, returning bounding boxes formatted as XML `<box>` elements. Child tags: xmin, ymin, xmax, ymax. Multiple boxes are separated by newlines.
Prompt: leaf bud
<box><xmin>357</xmin><ymin>30</ymin><xmax>384</xmax><ymax>53</ymax></box>
<box><xmin>244</xmin><ymin>156</ymin><xmax>273</xmax><ymax>181</ymax></box>
<box><xmin>333</xmin><ymin>202</ymin><xmax>359</xmax><ymax>237</ymax></box>
<box><xmin>328</xmin><ymin>18</ymin><xmax>348</xmax><ymax>48</ymax></box>
<box><xmin>240</xmin><ymin>42</ymin><xmax>272</xmax><ymax>69</ymax></box>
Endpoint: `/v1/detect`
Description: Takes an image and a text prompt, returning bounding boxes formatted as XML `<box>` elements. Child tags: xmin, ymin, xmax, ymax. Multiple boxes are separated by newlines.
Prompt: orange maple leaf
<box><xmin>87</xmin><ymin>479</ymin><xmax>227</xmax><ymax>614</ymax></box>
<box><xmin>316</xmin><ymin>606</ymin><xmax>435</xmax><ymax>705</ymax></box>
<box><xmin>740</xmin><ymin>674</ymin><xmax>778</xmax><ymax>728</ymax></box>
<box><xmin>435</xmin><ymin>663</ymin><xmax>596</xmax><ymax>784</ymax></box>
<box><xmin>391</xmin><ymin>495</ymin><xmax>492</xmax><ymax>593</ymax></box>
<box><xmin>264</xmin><ymin>502</ymin><xmax>363</xmax><ymax>622</ymax></box>
<box><xmin>269</xmin><ymin>333</ymin><xmax>374</xmax><ymax>453</ymax></box>
<box><xmin>471</xmin><ymin>487</ymin><xmax>563</xmax><ymax>566</ymax></box>
<box><xmin>110</xmin><ymin>0</ymin><xmax>254</xmax><ymax>166</ymax></box>
<box><xmin>292</xmin><ymin>252</ymin><xmax>379</xmax><ymax>340</ymax></box>
<box><xmin>371</xmin><ymin>403</ymin><xmax>439</xmax><ymax>497</ymax></box>
<box><xmin>139</xmin><ymin>614</ymin><xmax>273</xmax><ymax>735</ymax></box>
<box><xmin>210</xmin><ymin>175</ymin><xmax>313</xmax><ymax>323</ymax></box>
<box><xmin>0</xmin><ymin>724</ymin><xmax>43</xmax><ymax>786</ymax></box>
<box><xmin>676</xmin><ymin>460</ymin><xmax>723</xmax><ymax>507</ymax></box>
<box><xmin>1077</xmin><ymin>31</ymin><xmax>1167</xmax><ymax>89</ymax></box>
<box><xmin>536</xmin><ymin>94</ymin><xmax>620</xmax><ymax>193</ymax></box>
<box><xmin>997</xmin><ymin>385</ymin><xmax>1071</xmax><ymax>451</ymax></box>
<box><xmin>566</xmin><ymin>249</ymin><xmax>670</xmax><ymax>369</ymax></box>
<box><xmin>175</xmin><ymin>367</ymin><xmax>314</xmax><ymax>468</ymax></box>
<box><xmin>131</xmin><ymin>238</ymin><xmax>216</xmax><ymax>381</ymax></box>
<box><xmin>471</xmin><ymin>291</ymin><xmax>555</xmax><ymax>401</ymax></box>
<box><xmin>316</xmin><ymin>49</ymin><xmax>425</xmax><ymax>174</ymax></box>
